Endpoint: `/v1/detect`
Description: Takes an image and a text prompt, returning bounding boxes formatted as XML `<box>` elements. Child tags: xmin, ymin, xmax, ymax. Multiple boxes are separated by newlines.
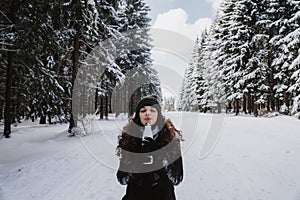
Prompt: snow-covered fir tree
<box><xmin>179</xmin><ymin>37</ymin><xmax>202</xmax><ymax>111</ymax></box>
<box><xmin>0</xmin><ymin>0</ymin><xmax>19</xmax><ymax>137</ymax></box>
<box><xmin>192</xmin><ymin>33</ymin><xmax>209</xmax><ymax>112</ymax></box>
<box><xmin>272</xmin><ymin>0</ymin><xmax>300</xmax><ymax>116</ymax></box>
<box><xmin>1</xmin><ymin>0</ymin><xmax>160</xmax><ymax>137</ymax></box>
<box><xmin>179</xmin><ymin>0</ymin><xmax>300</xmax><ymax>118</ymax></box>
<box><xmin>112</xmin><ymin>0</ymin><xmax>161</xmax><ymax>117</ymax></box>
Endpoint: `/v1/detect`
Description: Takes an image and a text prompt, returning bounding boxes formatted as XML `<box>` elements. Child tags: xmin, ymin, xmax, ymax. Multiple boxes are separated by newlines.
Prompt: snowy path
<box><xmin>0</xmin><ymin>112</ymin><xmax>300</xmax><ymax>200</ymax></box>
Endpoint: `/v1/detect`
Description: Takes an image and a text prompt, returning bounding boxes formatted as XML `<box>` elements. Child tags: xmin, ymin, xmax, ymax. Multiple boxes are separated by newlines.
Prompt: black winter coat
<box><xmin>117</xmin><ymin>128</ymin><xmax>183</xmax><ymax>200</ymax></box>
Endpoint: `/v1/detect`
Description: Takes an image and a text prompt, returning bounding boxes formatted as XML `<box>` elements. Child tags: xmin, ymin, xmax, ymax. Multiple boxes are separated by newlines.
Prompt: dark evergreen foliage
<box><xmin>180</xmin><ymin>0</ymin><xmax>300</xmax><ymax>118</ymax></box>
<box><xmin>0</xmin><ymin>0</ymin><xmax>161</xmax><ymax>137</ymax></box>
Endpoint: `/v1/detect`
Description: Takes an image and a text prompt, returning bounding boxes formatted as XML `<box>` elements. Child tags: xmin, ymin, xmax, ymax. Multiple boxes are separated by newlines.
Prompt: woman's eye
<box><xmin>140</xmin><ymin>109</ymin><xmax>146</xmax><ymax>113</ymax></box>
<box><xmin>150</xmin><ymin>109</ymin><xmax>157</xmax><ymax>112</ymax></box>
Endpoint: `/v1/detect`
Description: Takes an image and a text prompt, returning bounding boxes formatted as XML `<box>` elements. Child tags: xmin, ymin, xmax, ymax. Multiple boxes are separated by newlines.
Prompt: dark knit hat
<box><xmin>132</xmin><ymin>95</ymin><xmax>163</xmax><ymax>127</ymax></box>
<box><xmin>135</xmin><ymin>94</ymin><xmax>161</xmax><ymax>113</ymax></box>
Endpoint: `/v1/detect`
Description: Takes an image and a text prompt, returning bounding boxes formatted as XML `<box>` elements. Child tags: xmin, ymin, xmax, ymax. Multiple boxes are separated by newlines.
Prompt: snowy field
<box><xmin>0</xmin><ymin>112</ymin><xmax>300</xmax><ymax>200</ymax></box>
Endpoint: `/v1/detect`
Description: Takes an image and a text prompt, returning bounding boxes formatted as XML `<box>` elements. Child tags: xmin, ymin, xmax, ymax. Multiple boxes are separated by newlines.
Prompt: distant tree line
<box><xmin>0</xmin><ymin>0</ymin><xmax>161</xmax><ymax>138</ymax></box>
<box><xmin>180</xmin><ymin>0</ymin><xmax>300</xmax><ymax>118</ymax></box>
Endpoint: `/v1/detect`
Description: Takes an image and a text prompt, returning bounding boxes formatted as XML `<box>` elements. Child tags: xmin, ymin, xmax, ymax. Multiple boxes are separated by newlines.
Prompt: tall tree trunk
<box><xmin>4</xmin><ymin>51</ymin><xmax>14</xmax><ymax>138</ymax></box>
<box><xmin>30</xmin><ymin>102</ymin><xmax>35</xmax><ymax>122</ymax></box>
<box><xmin>16</xmin><ymin>87</ymin><xmax>21</xmax><ymax>123</ymax></box>
<box><xmin>270</xmin><ymin>95</ymin><xmax>275</xmax><ymax>112</ymax></box>
<box><xmin>226</xmin><ymin>100</ymin><xmax>232</xmax><ymax>113</ymax></box>
<box><xmin>40</xmin><ymin>115</ymin><xmax>46</xmax><ymax>124</ymax></box>
<box><xmin>95</xmin><ymin>88</ymin><xmax>98</xmax><ymax>113</ymax></box>
<box><xmin>109</xmin><ymin>93</ymin><xmax>112</xmax><ymax>113</ymax></box>
<box><xmin>235</xmin><ymin>99</ymin><xmax>239</xmax><ymax>115</ymax></box>
<box><xmin>243</xmin><ymin>95</ymin><xmax>247</xmax><ymax>114</ymax></box>
<box><xmin>0</xmin><ymin>103</ymin><xmax>3</xmax><ymax>121</ymax></box>
<box><xmin>105</xmin><ymin>95</ymin><xmax>108</xmax><ymax>119</ymax></box>
<box><xmin>100</xmin><ymin>97</ymin><xmax>103</xmax><ymax>119</ymax></box>
<box><xmin>267</xmin><ymin>96</ymin><xmax>270</xmax><ymax>112</ymax></box>
<box><xmin>48</xmin><ymin>111</ymin><xmax>52</xmax><ymax>124</ymax></box>
<box><xmin>247</xmin><ymin>93</ymin><xmax>251</xmax><ymax>114</ymax></box>
<box><xmin>253</xmin><ymin>96</ymin><xmax>258</xmax><ymax>117</ymax></box>
<box><xmin>275</xmin><ymin>97</ymin><xmax>280</xmax><ymax>111</ymax></box>
<box><xmin>268</xmin><ymin>51</ymin><xmax>275</xmax><ymax>112</ymax></box>
<box><xmin>217</xmin><ymin>102</ymin><xmax>221</xmax><ymax>113</ymax></box>
<box><xmin>69</xmin><ymin>25</ymin><xmax>80</xmax><ymax>132</ymax></box>
<box><xmin>285</xmin><ymin>92</ymin><xmax>291</xmax><ymax>114</ymax></box>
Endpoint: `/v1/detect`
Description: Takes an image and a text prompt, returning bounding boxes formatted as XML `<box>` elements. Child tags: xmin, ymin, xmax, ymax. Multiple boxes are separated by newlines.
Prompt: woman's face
<box><xmin>139</xmin><ymin>106</ymin><xmax>158</xmax><ymax>126</ymax></box>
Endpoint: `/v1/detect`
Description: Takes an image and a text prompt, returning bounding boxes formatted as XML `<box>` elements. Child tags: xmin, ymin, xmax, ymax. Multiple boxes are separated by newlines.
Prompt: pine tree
<box><xmin>1</xmin><ymin>0</ymin><xmax>20</xmax><ymax>137</ymax></box>
<box><xmin>280</xmin><ymin>0</ymin><xmax>300</xmax><ymax>116</ymax></box>
<box><xmin>179</xmin><ymin>59</ymin><xmax>195</xmax><ymax>111</ymax></box>
<box><xmin>183</xmin><ymin>0</ymin><xmax>300</xmax><ymax>118</ymax></box>
<box><xmin>112</xmin><ymin>0</ymin><xmax>159</xmax><ymax>117</ymax></box>
<box><xmin>60</xmin><ymin>0</ymin><xmax>106</xmax><ymax>130</ymax></box>
<box><xmin>192</xmin><ymin>33</ymin><xmax>207</xmax><ymax>112</ymax></box>
<box><xmin>184</xmin><ymin>37</ymin><xmax>202</xmax><ymax>111</ymax></box>
<box><xmin>16</xmin><ymin>1</ymin><xmax>67</xmax><ymax>124</ymax></box>
<box><xmin>252</xmin><ymin>0</ymin><xmax>285</xmax><ymax>113</ymax></box>
<box><xmin>218</xmin><ymin>0</ymin><xmax>256</xmax><ymax>114</ymax></box>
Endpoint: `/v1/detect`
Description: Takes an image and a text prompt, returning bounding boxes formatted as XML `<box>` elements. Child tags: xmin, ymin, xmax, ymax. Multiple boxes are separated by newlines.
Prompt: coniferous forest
<box><xmin>1</xmin><ymin>0</ymin><xmax>300</xmax><ymax>139</ymax></box>
<box><xmin>0</xmin><ymin>0</ymin><xmax>161</xmax><ymax>138</ymax></box>
<box><xmin>180</xmin><ymin>0</ymin><xmax>300</xmax><ymax>118</ymax></box>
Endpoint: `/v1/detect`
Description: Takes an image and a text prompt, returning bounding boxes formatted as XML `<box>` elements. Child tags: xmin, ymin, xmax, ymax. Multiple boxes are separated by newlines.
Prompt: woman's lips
<box><xmin>145</xmin><ymin>117</ymin><xmax>151</xmax><ymax>121</ymax></box>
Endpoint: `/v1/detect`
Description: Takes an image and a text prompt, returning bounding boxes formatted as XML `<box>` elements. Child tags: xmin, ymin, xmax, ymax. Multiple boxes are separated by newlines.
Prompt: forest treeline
<box><xmin>180</xmin><ymin>0</ymin><xmax>300</xmax><ymax>118</ymax></box>
<box><xmin>0</xmin><ymin>0</ymin><xmax>161</xmax><ymax>138</ymax></box>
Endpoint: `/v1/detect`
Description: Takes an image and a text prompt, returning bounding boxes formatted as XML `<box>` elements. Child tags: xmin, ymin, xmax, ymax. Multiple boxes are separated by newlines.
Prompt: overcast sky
<box><xmin>144</xmin><ymin>0</ymin><xmax>224</xmax><ymax>98</ymax></box>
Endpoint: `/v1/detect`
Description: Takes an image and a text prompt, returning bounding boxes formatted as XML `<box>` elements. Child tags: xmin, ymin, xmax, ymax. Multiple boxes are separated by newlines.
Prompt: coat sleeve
<box><xmin>116</xmin><ymin>150</ymin><xmax>142</xmax><ymax>185</ymax></box>
<box><xmin>117</xmin><ymin>170</ymin><xmax>141</xmax><ymax>185</ymax></box>
<box><xmin>117</xmin><ymin>150</ymin><xmax>135</xmax><ymax>185</ymax></box>
<box><xmin>164</xmin><ymin>136</ymin><xmax>183</xmax><ymax>186</ymax></box>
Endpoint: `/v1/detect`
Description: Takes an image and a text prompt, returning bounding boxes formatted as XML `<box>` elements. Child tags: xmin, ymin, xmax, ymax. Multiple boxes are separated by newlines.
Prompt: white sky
<box><xmin>145</xmin><ymin>0</ymin><xmax>224</xmax><ymax>98</ymax></box>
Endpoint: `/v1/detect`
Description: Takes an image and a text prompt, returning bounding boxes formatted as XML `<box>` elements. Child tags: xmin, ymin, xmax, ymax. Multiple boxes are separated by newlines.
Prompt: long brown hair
<box><xmin>116</xmin><ymin>118</ymin><xmax>183</xmax><ymax>156</ymax></box>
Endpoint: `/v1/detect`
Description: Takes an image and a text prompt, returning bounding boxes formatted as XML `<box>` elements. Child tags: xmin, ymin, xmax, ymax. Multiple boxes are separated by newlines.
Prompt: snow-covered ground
<box><xmin>0</xmin><ymin>112</ymin><xmax>300</xmax><ymax>200</ymax></box>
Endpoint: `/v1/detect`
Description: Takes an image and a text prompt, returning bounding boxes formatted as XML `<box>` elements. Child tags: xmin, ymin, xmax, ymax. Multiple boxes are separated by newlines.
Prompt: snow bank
<box><xmin>0</xmin><ymin>112</ymin><xmax>300</xmax><ymax>200</ymax></box>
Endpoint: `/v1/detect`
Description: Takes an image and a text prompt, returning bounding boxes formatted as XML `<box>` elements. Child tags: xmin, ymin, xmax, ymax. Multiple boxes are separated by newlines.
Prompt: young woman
<box><xmin>116</xmin><ymin>95</ymin><xmax>183</xmax><ymax>200</ymax></box>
